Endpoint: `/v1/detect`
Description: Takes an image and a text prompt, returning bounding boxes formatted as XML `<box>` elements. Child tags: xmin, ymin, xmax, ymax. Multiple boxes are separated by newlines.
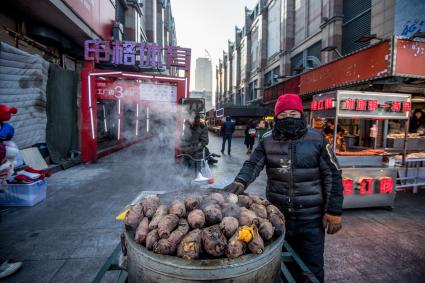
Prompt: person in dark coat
<box><xmin>224</xmin><ymin>93</ymin><xmax>344</xmax><ymax>282</ymax></box>
<box><xmin>409</xmin><ymin>109</ymin><xmax>425</xmax><ymax>134</ymax></box>
<box><xmin>221</xmin><ymin>116</ymin><xmax>235</xmax><ymax>155</ymax></box>
<box><xmin>244</xmin><ymin>120</ymin><xmax>257</xmax><ymax>154</ymax></box>
<box><xmin>181</xmin><ymin>115</ymin><xmax>209</xmax><ymax>160</ymax></box>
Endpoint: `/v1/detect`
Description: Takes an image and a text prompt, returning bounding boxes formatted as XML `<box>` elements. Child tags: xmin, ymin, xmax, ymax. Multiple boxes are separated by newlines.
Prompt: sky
<box><xmin>171</xmin><ymin>0</ymin><xmax>258</xmax><ymax>96</ymax></box>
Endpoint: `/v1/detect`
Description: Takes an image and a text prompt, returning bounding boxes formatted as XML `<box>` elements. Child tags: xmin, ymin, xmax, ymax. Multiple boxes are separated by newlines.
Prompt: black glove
<box><xmin>224</xmin><ymin>181</ymin><xmax>245</xmax><ymax>195</ymax></box>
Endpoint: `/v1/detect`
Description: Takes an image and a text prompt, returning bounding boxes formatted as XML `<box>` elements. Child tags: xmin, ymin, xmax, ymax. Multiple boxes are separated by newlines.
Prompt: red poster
<box><xmin>395</xmin><ymin>39</ymin><xmax>425</xmax><ymax>78</ymax></box>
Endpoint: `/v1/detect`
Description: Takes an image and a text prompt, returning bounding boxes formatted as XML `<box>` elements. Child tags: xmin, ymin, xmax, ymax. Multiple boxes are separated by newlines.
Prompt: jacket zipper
<box><xmin>288</xmin><ymin>141</ymin><xmax>294</xmax><ymax>213</ymax></box>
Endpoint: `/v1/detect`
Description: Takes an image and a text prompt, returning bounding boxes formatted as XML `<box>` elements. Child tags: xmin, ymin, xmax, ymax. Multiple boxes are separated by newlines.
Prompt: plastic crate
<box><xmin>0</xmin><ymin>180</ymin><xmax>47</xmax><ymax>206</ymax></box>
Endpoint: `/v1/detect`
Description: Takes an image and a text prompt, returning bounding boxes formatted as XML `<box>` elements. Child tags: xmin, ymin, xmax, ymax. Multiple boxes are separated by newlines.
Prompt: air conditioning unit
<box><xmin>113</xmin><ymin>22</ymin><xmax>124</xmax><ymax>41</ymax></box>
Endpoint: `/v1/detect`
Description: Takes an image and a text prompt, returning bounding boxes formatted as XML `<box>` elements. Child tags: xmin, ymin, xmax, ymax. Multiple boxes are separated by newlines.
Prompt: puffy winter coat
<box><xmin>235</xmin><ymin>128</ymin><xmax>343</xmax><ymax>220</ymax></box>
<box><xmin>181</xmin><ymin>123</ymin><xmax>209</xmax><ymax>157</ymax></box>
<box><xmin>221</xmin><ymin>121</ymin><xmax>235</xmax><ymax>136</ymax></box>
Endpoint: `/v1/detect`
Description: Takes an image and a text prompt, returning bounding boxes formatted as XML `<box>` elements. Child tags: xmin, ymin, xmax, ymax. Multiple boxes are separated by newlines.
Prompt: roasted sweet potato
<box><xmin>219</xmin><ymin>217</ymin><xmax>239</xmax><ymax>238</ymax></box>
<box><xmin>237</xmin><ymin>195</ymin><xmax>253</xmax><ymax>208</ymax></box>
<box><xmin>266</xmin><ymin>204</ymin><xmax>284</xmax><ymax>219</ymax></box>
<box><xmin>227</xmin><ymin>193</ymin><xmax>238</xmax><ymax>204</ymax></box>
<box><xmin>221</xmin><ymin>203</ymin><xmax>241</xmax><ymax>218</ymax></box>
<box><xmin>239</xmin><ymin>207</ymin><xmax>259</xmax><ymax>226</ymax></box>
<box><xmin>125</xmin><ymin>204</ymin><xmax>144</xmax><ymax>230</ymax></box>
<box><xmin>169</xmin><ymin>200</ymin><xmax>186</xmax><ymax>217</ymax></box>
<box><xmin>248</xmin><ymin>225</ymin><xmax>264</xmax><ymax>254</ymax></box>
<box><xmin>202</xmin><ymin>225</ymin><xmax>227</xmax><ymax>257</ymax></box>
<box><xmin>203</xmin><ymin>204</ymin><xmax>223</xmax><ymax>225</ymax></box>
<box><xmin>135</xmin><ymin>217</ymin><xmax>149</xmax><ymax>245</ymax></box>
<box><xmin>146</xmin><ymin>229</ymin><xmax>159</xmax><ymax>250</ymax></box>
<box><xmin>250</xmin><ymin>195</ymin><xmax>270</xmax><ymax>206</ymax></box>
<box><xmin>177</xmin><ymin>229</ymin><xmax>203</xmax><ymax>260</ymax></box>
<box><xmin>187</xmin><ymin>209</ymin><xmax>206</xmax><ymax>229</ymax></box>
<box><xmin>250</xmin><ymin>203</ymin><xmax>268</xmax><ymax>219</ymax></box>
<box><xmin>142</xmin><ymin>196</ymin><xmax>161</xmax><ymax>219</ymax></box>
<box><xmin>226</xmin><ymin>230</ymin><xmax>246</xmax><ymax>259</ymax></box>
<box><xmin>259</xmin><ymin>219</ymin><xmax>274</xmax><ymax>241</ymax></box>
<box><xmin>154</xmin><ymin>219</ymin><xmax>190</xmax><ymax>254</ymax></box>
<box><xmin>269</xmin><ymin>213</ymin><xmax>285</xmax><ymax>236</ymax></box>
<box><xmin>208</xmin><ymin>193</ymin><xmax>226</xmax><ymax>204</ymax></box>
<box><xmin>184</xmin><ymin>194</ymin><xmax>203</xmax><ymax>211</ymax></box>
<box><xmin>149</xmin><ymin>205</ymin><xmax>169</xmax><ymax>230</ymax></box>
<box><xmin>199</xmin><ymin>199</ymin><xmax>220</xmax><ymax>210</ymax></box>
<box><xmin>157</xmin><ymin>214</ymin><xmax>180</xmax><ymax>239</ymax></box>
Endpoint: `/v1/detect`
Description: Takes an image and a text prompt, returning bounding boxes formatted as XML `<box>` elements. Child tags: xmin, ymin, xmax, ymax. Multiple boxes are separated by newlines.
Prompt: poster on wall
<box><xmin>139</xmin><ymin>83</ymin><xmax>177</xmax><ymax>103</ymax></box>
<box><xmin>394</xmin><ymin>0</ymin><xmax>425</xmax><ymax>40</ymax></box>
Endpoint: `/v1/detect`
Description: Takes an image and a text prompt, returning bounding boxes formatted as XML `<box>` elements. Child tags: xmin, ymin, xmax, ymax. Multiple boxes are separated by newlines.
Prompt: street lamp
<box><xmin>355</xmin><ymin>34</ymin><xmax>384</xmax><ymax>43</ymax></box>
<box><xmin>321</xmin><ymin>46</ymin><xmax>342</xmax><ymax>58</ymax></box>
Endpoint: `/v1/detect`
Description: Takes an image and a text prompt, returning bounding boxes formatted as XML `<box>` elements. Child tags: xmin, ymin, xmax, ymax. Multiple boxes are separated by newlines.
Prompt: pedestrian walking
<box><xmin>244</xmin><ymin>120</ymin><xmax>257</xmax><ymax>154</ymax></box>
<box><xmin>224</xmin><ymin>93</ymin><xmax>344</xmax><ymax>282</ymax></box>
<box><xmin>220</xmin><ymin>116</ymin><xmax>235</xmax><ymax>155</ymax></box>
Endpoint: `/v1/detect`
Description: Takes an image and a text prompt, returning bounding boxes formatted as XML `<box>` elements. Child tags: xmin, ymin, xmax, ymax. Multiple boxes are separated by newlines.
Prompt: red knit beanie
<box><xmin>274</xmin><ymin>93</ymin><xmax>304</xmax><ymax>116</ymax></box>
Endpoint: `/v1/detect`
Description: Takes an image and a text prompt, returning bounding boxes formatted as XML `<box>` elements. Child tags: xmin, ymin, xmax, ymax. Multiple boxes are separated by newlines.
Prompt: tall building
<box><xmin>194</xmin><ymin>57</ymin><xmax>213</xmax><ymax>109</ymax></box>
<box><xmin>195</xmin><ymin>57</ymin><xmax>213</xmax><ymax>91</ymax></box>
<box><xmin>215</xmin><ymin>0</ymin><xmax>425</xmax><ymax>114</ymax></box>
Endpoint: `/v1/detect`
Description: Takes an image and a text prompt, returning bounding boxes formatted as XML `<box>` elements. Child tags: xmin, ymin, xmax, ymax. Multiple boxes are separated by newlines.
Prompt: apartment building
<box><xmin>216</xmin><ymin>0</ymin><xmax>425</xmax><ymax>113</ymax></box>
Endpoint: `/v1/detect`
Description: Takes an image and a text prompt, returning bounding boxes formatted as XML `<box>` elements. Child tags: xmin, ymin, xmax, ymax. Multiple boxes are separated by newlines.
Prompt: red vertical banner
<box><xmin>81</xmin><ymin>62</ymin><xmax>98</xmax><ymax>163</ymax></box>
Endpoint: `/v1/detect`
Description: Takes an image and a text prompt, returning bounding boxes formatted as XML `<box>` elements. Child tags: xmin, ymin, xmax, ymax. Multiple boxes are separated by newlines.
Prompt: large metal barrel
<box><xmin>123</xmin><ymin>230</ymin><xmax>284</xmax><ymax>283</ymax></box>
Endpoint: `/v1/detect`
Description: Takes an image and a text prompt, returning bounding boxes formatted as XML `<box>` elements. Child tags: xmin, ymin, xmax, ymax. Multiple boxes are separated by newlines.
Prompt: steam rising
<box><xmin>117</xmin><ymin>102</ymin><xmax>197</xmax><ymax>191</ymax></box>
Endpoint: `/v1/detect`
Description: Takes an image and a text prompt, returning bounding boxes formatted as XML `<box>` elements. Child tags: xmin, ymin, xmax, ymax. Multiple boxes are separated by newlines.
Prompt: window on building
<box><xmin>232</xmin><ymin>52</ymin><xmax>237</xmax><ymax>88</ymax></box>
<box><xmin>267</xmin><ymin>0</ymin><xmax>281</xmax><ymax>58</ymax></box>
<box><xmin>264</xmin><ymin>66</ymin><xmax>280</xmax><ymax>87</ymax></box>
<box><xmin>240</xmin><ymin>39</ymin><xmax>247</xmax><ymax>80</ymax></box>
<box><xmin>249</xmin><ymin>80</ymin><xmax>257</xmax><ymax>101</ymax></box>
<box><xmin>116</xmin><ymin>0</ymin><xmax>126</xmax><ymax>28</ymax></box>
<box><xmin>290</xmin><ymin>41</ymin><xmax>321</xmax><ymax>74</ymax></box>
<box><xmin>342</xmin><ymin>0</ymin><xmax>371</xmax><ymax>55</ymax></box>
<box><xmin>306</xmin><ymin>41</ymin><xmax>322</xmax><ymax>69</ymax></box>
<box><xmin>308</xmin><ymin>0</ymin><xmax>321</xmax><ymax>36</ymax></box>
<box><xmin>251</xmin><ymin>26</ymin><xmax>259</xmax><ymax>70</ymax></box>
<box><xmin>290</xmin><ymin>51</ymin><xmax>304</xmax><ymax>75</ymax></box>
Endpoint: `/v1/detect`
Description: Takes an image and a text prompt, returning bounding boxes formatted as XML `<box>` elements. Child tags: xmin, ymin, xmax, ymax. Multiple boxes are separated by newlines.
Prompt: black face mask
<box><xmin>274</xmin><ymin>117</ymin><xmax>307</xmax><ymax>139</ymax></box>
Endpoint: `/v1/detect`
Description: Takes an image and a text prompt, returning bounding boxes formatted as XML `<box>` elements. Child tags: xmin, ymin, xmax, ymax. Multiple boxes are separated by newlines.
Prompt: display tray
<box><xmin>337</xmin><ymin>155</ymin><xmax>383</xmax><ymax>167</ymax></box>
<box><xmin>387</xmin><ymin>137</ymin><xmax>425</xmax><ymax>149</ymax></box>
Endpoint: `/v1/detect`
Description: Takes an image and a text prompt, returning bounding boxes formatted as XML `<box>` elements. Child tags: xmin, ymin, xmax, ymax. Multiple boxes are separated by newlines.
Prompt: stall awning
<box><xmin>223</xmin><ymin>106</ymin><xmax>267</xmax><ymax>117</ymax></box>
<box><xmin>263</xmin><ymin>38</ymin><xmax>425</xmax><ymax>103</ymax></box>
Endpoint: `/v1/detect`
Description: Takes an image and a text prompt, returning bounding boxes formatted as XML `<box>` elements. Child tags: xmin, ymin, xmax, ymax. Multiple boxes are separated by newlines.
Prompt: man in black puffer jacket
<box><xmin>225</xmin><ymin>93</ymin><xmax>343</xmax><ymax>282</ymax></box>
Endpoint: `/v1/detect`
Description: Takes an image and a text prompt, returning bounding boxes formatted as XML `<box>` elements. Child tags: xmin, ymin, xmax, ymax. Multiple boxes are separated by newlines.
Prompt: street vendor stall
<box><xmin>311</xmin><ymin>90</ymin><xmax>411</xmax><ymax>209</ymax></box>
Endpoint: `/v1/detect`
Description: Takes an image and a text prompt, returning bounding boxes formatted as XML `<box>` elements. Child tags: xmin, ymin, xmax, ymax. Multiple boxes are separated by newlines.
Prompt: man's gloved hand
<box><xmin>323</xmin><ymin>213</ymin><xmax>342</xmax><ymax>234</ymax></box>
<box><xmin>224</xmin><ymin>181</ymin><xmax>245</xmax><ymax>195</ymax></box>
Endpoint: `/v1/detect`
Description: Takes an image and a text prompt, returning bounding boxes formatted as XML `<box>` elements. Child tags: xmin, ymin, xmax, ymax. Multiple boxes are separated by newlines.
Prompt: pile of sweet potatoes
<box><xmin>124</xmin><ymin>192</ymin><xmax>285</xmax><ymax>260</ymax></box>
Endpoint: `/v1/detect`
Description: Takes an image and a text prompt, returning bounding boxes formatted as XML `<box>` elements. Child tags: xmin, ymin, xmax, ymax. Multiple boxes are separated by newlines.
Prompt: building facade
<box><xmin>0</xmin><ymin>0</ymin><xmax>179</xmax><ymax>155</ymax></box>
<box><xmin>215</xmin><ymin>0</ymin><xmax>425</xmax><ymax>112</ymax></box>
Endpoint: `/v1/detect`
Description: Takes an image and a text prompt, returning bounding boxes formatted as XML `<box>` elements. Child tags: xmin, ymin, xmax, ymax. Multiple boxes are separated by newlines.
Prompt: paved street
<box><xmin>1</xmin><ymin>134</ymin><xmax>425</xmax><ymax>282</ymax></box>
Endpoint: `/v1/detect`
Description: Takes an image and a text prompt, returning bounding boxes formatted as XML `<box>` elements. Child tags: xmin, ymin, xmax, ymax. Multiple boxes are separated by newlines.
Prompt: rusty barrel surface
<box><xmin>124</xmin><ymin>230</ymin><xmax>284</xmax><ymax>283</ymax></box>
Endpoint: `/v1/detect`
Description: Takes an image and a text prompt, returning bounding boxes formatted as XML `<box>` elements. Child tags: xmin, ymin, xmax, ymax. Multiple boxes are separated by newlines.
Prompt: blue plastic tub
<box><xmin>0</xmin><ymin>180</ymin><xmax>47</xmax><ymax>206</ymax></box>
